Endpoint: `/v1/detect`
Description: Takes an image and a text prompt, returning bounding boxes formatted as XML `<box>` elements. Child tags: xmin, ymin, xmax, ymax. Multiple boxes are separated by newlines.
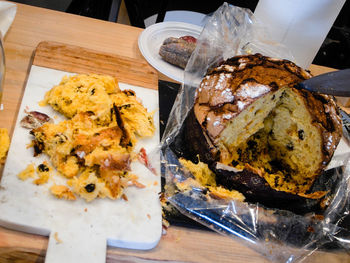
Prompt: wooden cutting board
<box><xmin>0</xmin><ymin>42</ymin><xmax>161</xmax><ymax>263</ymax></box>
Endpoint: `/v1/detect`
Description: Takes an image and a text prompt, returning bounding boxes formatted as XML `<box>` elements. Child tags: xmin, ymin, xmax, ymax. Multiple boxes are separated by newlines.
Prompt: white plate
<box><xmin>138</xmin><ymin>22</ymin><xmax>203</xmax><ymax>83</ymax></box>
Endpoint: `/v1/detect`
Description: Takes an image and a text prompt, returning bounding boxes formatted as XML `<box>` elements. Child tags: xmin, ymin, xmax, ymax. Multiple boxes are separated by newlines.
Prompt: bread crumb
<box><xmin>26</xmin><ymin>141</ymin><xmax>34</xmax><ymax>149</ymax></box>
<box><xmin>84</xmin><ymin>208</ymin><xmax>88</xmax><ymax>212</ymax></box>
<box><xmin>17</xmin><ymin>164</ymin><xmax>36</xmax><ymax>180</ymax></box>
<box><xmin>153</xmin><ymin>181</ymin><xmax>158</xmax><ymax>186</ymax></box>
<box><xmin>147</xmin><ymin>214</ymin><xmax>151</xmax><ymax>219</ymax></box>
<box><xmin>0</xmin><ymin>128</ymin><xmax>10</xmax><ymax>164</ymax></box>
<box><xmin>33</xmin><ymin>162</ymin><xmax>52</xmax><ymax>185</ymax></box>
<box><xmin>50</xmin><ymin>185</ymin><xmax>76</xmax><ymax>200</ymax></box>
<box><xmin>33</xmin><ymin>173</ymin><xmax>50</xmax><ymax>185</ymax></box>
<box><xmin>179</xmin><ymin>158</ymin><xmax>245</xmax><ymax>202</ymax></box>
<box><xmin>54</xmin><ymin>232</ymin><xmax>62</xmax><ymax>243</ymax></box>
<box><xmin>208</xmin><ymin>186</ymin><xmax>245</xmax><ymax>202</ymax></box>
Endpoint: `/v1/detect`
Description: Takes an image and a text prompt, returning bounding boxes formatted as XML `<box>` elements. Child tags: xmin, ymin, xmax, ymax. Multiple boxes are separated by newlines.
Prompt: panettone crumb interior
<box><xmin>219</xmin><ymin>88</ymin><xmax>323</xmax><ymax>196</ymax></box>
<box><xmin>29</xmin><ymin>74</ymin><xmax>155</xmax><ymax>202</ymax></box>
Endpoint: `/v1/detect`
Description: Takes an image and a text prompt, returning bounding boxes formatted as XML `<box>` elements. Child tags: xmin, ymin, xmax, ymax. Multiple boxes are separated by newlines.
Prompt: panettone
<box><xmin>29</xmin><ymin>74</ymin><xmax>156</xmax><ymax>202</ymax></box>
<box><xmin>40</xmin><ymin>74</ymin><xmax>120</xmax><ymax>125</ymax></box>
<box><xmin>185</xmin><ymin>54</ymin><xmax>342</xmax><ymax>205</ymax></box>
<box><xmin>30</xmin><ymin>108</ymin><xmax>134</xmax><ymax>200</ymax></box>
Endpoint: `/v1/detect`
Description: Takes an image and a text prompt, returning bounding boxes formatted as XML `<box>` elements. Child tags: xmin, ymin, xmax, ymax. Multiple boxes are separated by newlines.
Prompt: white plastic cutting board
<box><xmin>0</xmin><ymin>66</ymin><xmax>162</xmax><ymax>263</ymax></box>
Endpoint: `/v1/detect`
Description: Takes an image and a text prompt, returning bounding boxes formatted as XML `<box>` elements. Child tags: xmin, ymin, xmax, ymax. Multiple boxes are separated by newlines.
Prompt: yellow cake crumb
<box><xmin>33</xmin><ymin>162</ymin><xmax>52</xmax><ymax>185</ymax></box>
<box><xmin>68</xmin><ymin>168</ymin><xmax>109</xmax><ymax>202</ymax></box>
<box><xmin>40</xmin><ymin>74</ymin><xmax>120</xmax><ymax>124</ymax></box>
<box><xmin>179</xmin><ymin>158</ymin><xmax>216</xmax><ymax>186</ymax></box>
<box><xmin>179</xmin><ymin>158</ymin><xmax>245</xmax><ymax>202</ymax></box>
<box><xmin>50</xmin><ymin>185</ymin><xmax>76</xmax><ymax>200</ymax></box>
<box><xmin>176</xmin><ymin>178</ymin><xmax>202</xmax><ymax>192</ymax></box>
<box><xmin>208</xmin><ymin>186</ymin><xmax>245</xmax><ymax>201</ymax></box>
<box><xmin>111</xmin><ymin>91</ymin><xmax>155</xmax><ymax>139</ymax></box>
<box><xmin>54</xmin><ymin>232</ymin><xmax>62</xmax><ymax>243</ymax></box>
<box><xmin>0</xmin><ymin>128</ymin><xmax>10</xmax><ymax>164</ymax></box>
<box><xmin>26</xmin><ymin>141</ymin><xmax>34</xmax><ymax>149</ymax></box>
<box><xmin>17</xmin><ymin>164</ymin><xmax>36</xmax><ymax>180</ymax></box>
<box><xmin>33</xmin><ymin>173</ymin><xmax>50</xmax><ymax>185</ymax></box>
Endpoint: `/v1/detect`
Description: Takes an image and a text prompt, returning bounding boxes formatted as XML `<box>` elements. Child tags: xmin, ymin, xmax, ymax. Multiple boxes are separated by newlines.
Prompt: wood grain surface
<box><xmin>1</xmin><ymin>2</ymin><xmax>349</xmax><ymax>263</ymax></box>
<box><xmin>33</xmin><ymin>41</ymin><xmax>158</xmax><ymax>90</ymax></box>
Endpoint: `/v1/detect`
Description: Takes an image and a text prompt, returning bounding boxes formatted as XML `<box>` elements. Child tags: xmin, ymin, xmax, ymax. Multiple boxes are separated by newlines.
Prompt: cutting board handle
<box><xmin>45</xmin><ymin>229</ymin><xmax>106</xmax><ymax>263</ymax></box>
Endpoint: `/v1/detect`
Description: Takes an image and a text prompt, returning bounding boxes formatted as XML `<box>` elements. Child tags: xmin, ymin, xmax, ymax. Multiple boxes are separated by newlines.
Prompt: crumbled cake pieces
<box><xmin>50</xmin><ymin>185</ymin><xmax>76</xmax><ymax>201</ymax></box>
<box><xmin>40</xmin><ymin>74</ymin><xmax>120</xmax><ymax>124</ymax></box>
<box><xmin>17</xmin><ymin>164</ymin><xmax>36</xmax><ymax>181</ymax></box>
<box><xmin>19</xmin><ymin>74</ymin><xmax>155</xmax><ymax>202</ymax></box>
<box><xmin>31</xmin><ymin>109</ymin><xmax>132</xmax><ymax>180</ymax></box>
<box><xmin>112</xmin><ymin>90</ymin><xmax>155</xmax><ymax>140</ymax></box>
<box><xmin>34</xmin><ymin>162</ymin><xmax>52</xmax><ymax>185</ymax></box>
<box><xmin>67</xmin><ymin>168</ymin><xmax>110</xmax><ymax>202</ymax></box>
<box><xmin>178</xmin><ymin>158</ymin><xmax>245</xmax><ymax>202</ymax></box>
<box><xmin>17</xmin><ymin>162</ymin><xmax>52</xmax><ymax>185</ymax></box>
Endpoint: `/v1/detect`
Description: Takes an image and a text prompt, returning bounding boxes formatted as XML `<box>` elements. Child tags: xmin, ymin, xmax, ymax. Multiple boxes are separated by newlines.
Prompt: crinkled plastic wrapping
<box><xmin>160</xmin><ymin>3</ymin><xmax>350</xmax><ymax>262</ymax></box>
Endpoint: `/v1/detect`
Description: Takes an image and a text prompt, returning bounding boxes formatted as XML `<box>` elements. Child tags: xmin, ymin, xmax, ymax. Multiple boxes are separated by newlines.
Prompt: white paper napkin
<box><xmin>0</xmin><ymin>1</ymin><xmax>17</xmax><ymax>38</ymax></box>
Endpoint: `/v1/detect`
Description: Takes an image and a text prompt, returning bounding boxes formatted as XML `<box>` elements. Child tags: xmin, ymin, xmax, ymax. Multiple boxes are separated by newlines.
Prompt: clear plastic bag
<box><xmin>160</xmin><ymin>3</ymin><xmax>350</xmax><ymax>262</ymax></box>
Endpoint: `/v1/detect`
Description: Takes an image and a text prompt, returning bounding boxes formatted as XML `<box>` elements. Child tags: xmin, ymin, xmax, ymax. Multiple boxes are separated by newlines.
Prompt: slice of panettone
<box><xmin>184</xmin><ymin>54</ymin><xmax>342</xmax><ymax>208</ymax></box>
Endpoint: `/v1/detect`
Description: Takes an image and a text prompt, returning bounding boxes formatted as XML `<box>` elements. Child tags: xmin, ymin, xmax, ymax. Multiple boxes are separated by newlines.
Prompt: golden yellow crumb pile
<box><xmin>22</xmin><ymin>74</ymin><xmax>155</xmax><ymax>202</ymax></box>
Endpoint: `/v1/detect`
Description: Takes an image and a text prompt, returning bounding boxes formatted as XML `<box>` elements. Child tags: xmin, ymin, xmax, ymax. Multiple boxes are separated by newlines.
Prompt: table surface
<box><xmin>0</xmin><ymin>2</ymin><xmax>349</xmax><ymax>263</ymax></box>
